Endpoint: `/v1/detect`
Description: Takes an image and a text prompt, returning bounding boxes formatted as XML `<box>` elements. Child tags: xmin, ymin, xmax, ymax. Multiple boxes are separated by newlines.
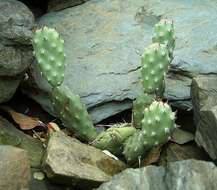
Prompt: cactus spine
<box><xmin>33</xmin><ymin>27</ymin><xmax>97</xmax><ymax>142</ymax></box>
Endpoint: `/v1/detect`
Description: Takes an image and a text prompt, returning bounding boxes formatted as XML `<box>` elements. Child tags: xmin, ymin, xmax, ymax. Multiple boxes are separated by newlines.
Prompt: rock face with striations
<box><xmin>97</xmin><ymin>159</ymin><xmax>217</xmax><ymax>190</ymax></box>
<box><xmin>0</xmin><ymin>0</ymin><xmax>34</xmax><ymax>103</ymax></box>
<box><xmin>191</xmin><ymin>75</ymin><xmax>217</xmax><ymax>160</ymax></box>
<box><xmin>22</xmin><ymin>0</ymin><xmax>217</xmax><ymax>123</ymax></box>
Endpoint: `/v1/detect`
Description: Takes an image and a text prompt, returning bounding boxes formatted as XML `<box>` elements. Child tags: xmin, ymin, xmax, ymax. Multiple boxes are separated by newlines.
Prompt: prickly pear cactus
<box><xmin>52</xmin><ymin>85</ymin><xmax>97</xmax><ymax>142</ymax></box>
<box><xmin>132</xmin><ymin>93</ymin><xmax>154</xmax><ymax>129</ymax></box>
<box><xmin>152</xmin><ymin>19</ymin><xmax>175</xmax><ymax>60</ymax></box>
<box><xmin>91</xmin><ymin>123</ymin><xmax>136</xmax><ymax>155</ymax></box>
<box><xmin>33</xmin><ymin>26</ymin><xmax>65</xmax><ymax>87</ymax></box>
<box><xmin>141</xmin><ymin>43</ymin><xmax>170</xmax><ymax>94</ymax></box>
<box><xmin>123</xmin><ymin>130</ymin><xmax>147</xmax><ymax>162</ymax></box>
<box><xmin>141</xmin><ymin>101</ymin><xmax>176</xmax><ymax>148</ymax></box>
<box><xmin>123</xmin><ymin>101</ymin><xmax>176</xmax><ymax>163</ymax></box>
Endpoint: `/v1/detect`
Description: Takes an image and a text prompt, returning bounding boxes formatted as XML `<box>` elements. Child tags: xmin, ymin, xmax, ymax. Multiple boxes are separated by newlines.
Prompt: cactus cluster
<box><xmin>32</xmin><ymin>19</ymin><xmax>176</xmax><ymax>164</ymax></box>
<box><xmin>33</xmin><ymin>27</ymin><xmax>97</xmax><ymax>142</ymax></box>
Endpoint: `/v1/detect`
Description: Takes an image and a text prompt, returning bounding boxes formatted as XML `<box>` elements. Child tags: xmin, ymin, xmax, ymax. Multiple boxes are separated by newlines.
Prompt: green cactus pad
<box><xmin>123</xmin><ymin>130</ymin><xmax>147</xmax><ymax>162</ymax></box>
<box><xmin>132</xmin><ymin>93</ymin><xmax>154</xmax><ymax>129</ymax></box>
<box><xmin>33</xmin><ymin>26</ymin><xmax>65</xmax><ymax>87</ymax></box>
<box><xmin>91</xmin><ymin>123</ymin><xmax>136</xmax><ymax>155</ymax></box>
<box><xmin>141</xmin><ymin>43</ymin><xmax>170</xmax><ymax>94</ymax></box>
<box><xmin>141</xmin><ymin>101</ymin><xmax>176</xmax><ymax>148</ymax></box>
<box><xmin>152</xmin><ymin>19</ymin><xmax>175</xmax><ymax>60</ymax></box>
<box><xmin>51</xmin><ymin>85</ymin><xmax>97</xmax><ymax>142</ymax></box>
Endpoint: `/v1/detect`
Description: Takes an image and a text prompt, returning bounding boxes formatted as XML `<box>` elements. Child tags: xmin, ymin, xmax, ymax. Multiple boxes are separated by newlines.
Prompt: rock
<box><xmin>0</xmin><ymin>116</ymin><xmax>44</xmax><ymax>168</ymax></box>
<box><xmin>97</xmin><ymin>159</ymin><xmax>217</xmax><ymax>190</ymax></box>
<box><xmin>0</xmin><ymin>77</ymin><xmax>20</xmax><ymax>103</ymax></box>
<box><xmin>191</xmin><ymin>75</ymin><xmax>217</xmax><ymax>159</ymax></box>
<box><xmin>23</xmin><ymin>0</ymin><xmax>217</xmax><ymax>123</ymax></box>
<box><xmin>48</xmin><ymin>0</ymin><xmax>89</xmax><ymax>12</ymax></box>
<box><xmin>0</xmin><ymin>0</ymin><xmax>34</xmax><ymax>103</ymax></box>
<box><xmin>0</xmin><ymin>145</ymin><xmax>31</xmax><ymax>190</ymax></box>
<box><xmin>171</xmin><ymin>128</ymin><xmax>194</xmax><ymax>145</ymax></box>
<box><xmin>43</xmin><ymin>131</ymin><xmax>126</xmax><ymax>189</ymax></box>
<box><xmin>159</xmin><ymin>142</ymin><xmax>210</xmax><ymax>165</ymax></box>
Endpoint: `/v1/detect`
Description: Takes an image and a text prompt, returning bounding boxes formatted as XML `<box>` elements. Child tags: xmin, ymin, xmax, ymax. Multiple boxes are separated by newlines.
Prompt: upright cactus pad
<box><xmin>91</xmin><ymin>123</ymin><xmax>136</xmax><ymax>155</ymax></box>
<box><xmin>141</xmin><ymin>43</ymin><xmax>170</xmax><ymax>94</ymax></box>
<box><xmin>132</xmin><ymin>93</ymin><xmax>154</xmax><ymax>129</ymax></box>
<box><xmin>33</xmin><ymin>26</ymin><xmax>65</xmax><ymax>87</ymax></box>
<box><xmin>152</xmin><ymin>19</ymin><xmax>175</xmax><ymax>59</ymax></box>
<box><xmin>52</xmin><ymin>85</ymin><xmax>97</xmax><ymax>142</ymax></box>
<box><xmin>141</xmin><ymin>101</ymin><xmax>176</xmax><ymax>148</ymax></box>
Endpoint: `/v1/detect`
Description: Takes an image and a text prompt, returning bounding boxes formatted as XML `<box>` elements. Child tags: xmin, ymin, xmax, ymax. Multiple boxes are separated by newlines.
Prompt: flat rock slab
<box><xmin>0</xmin><ymin>116</ymin><xmax>44</xmax><ymax>168</ymax></box>
<box><xmin>24</xmin><ymin>0</ymin><xmax>217</xmax><ymax>122</ymax></box>
<box><xmin>43</xmin><ymin>131</ymin><xmax>126</xmax><ymax>189</ymax></box>
<box><xmin>0</xmin><ymin>145</ymin><xmax>31</xmax><ymax>190</ymax></box>
<box><xmin>97</xmin><ymin>159</ymin><xmax>217</xmax><ymax>190</ymax></box>
<box><xmin>191</xmin><ymin>75</ymin><xmax>217</xmax><ymax>159</ymax></box>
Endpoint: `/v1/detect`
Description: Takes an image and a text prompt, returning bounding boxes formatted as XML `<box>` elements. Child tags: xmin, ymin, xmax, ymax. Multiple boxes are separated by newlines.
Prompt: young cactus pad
<box><xmin>141</xmin><ymin>101</ymin><xmax>176</xmax><ymax>148</ymax></box>
<box><xmin>33</xmin><ymin>26</ymin><xmax>65</xmax><ymax>87</ymax></box>
<box><xmin>91</xmin><ymin>123</ymin><xmax>136</xmax><ymax>155</ymax></box>
<box><xmin>152</xmin><ymin>19</ymin><xmax>175</xmax><ymax>59</ymax></box>
<box><xmin>132</xmin><ymin>93</ymin><xmax>154</xmax><ymax>129</ymax></box>
<box><xmin>52</xmin><ymin>85</ymin><xmax>97</xmax><ymax>142</ymax></box>
<box><xmin>141</xmin><ymin>43</ymin><xmax>170</xmax><ymax>94</ymax></box>
<box><xmin>123</xmin><ymin>130</ymin><xmax>147</xmax><ymax>162</ymax></box>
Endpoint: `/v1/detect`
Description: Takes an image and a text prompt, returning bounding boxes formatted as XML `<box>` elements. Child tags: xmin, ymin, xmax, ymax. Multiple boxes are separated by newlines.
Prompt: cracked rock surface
<box><xmin>23</xmin><ymin>0</ymin><xmax>217</xmax><ymax>123</ymax></box>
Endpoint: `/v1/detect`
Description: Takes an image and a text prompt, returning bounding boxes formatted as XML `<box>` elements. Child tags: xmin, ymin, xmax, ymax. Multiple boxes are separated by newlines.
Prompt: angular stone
<box><xmin>0</xmin><ymin>0</ymin><xmax>34</xmax><ymax>45</ymax></box>
<box><xmin>43</xmin><ymin>131</ymin><xmax>126</xmax><ymax>189</ymax></box>
<box><xmin>23</xmin><ymin>0</ymin><xmax>217</xmax><ymax>123</ymax></box>
<box><xmin>0</xmin><ymin>117</ymin><xmax>45</xmax><ymax>168</ymax></box>
<box><xmin>48</xmin><ymin>0</ymin><xmax>89</xmax><ymax>12</ymax></box>
<box><xmin>0</xmin><ymin>77</ymin><xmax>20</xmax><ymax>103</ymax></box>
<box><xmin>0</xmin><ymin>145</ymin><xmax>31</xmax><ymax>190</ymax></box>
<box><xmin>191</xmin><ymin>75</ymin><xmax>217</xmax><ymax>159</ymax></box>
<box><xmin>97</xmin><ymin>160</ymin><xmax>217</xmax><ymax>190</ymax></box>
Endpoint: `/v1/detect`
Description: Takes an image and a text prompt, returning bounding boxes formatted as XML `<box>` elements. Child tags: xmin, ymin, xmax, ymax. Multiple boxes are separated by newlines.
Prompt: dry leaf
<box><xmin>0</xmin><ymin>106</ymin><xmax>45</xmax><ymax>130</ymax></box>
<box><xmin>143</xmin><ymin>145</ymin><xmax>162</xmax><ymax>166</ymax></box>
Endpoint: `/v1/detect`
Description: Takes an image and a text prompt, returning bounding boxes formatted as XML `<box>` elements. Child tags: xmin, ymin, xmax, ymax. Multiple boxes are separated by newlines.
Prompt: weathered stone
<box><xmin>159</xmin><ymin>142</ymin><xmax>210</xmax><ymax>165</ymax></box>
<box><xmin>191</xmin><ymin>75</ymin><xmax>217</xmax><ymax>159</ymax></box>
<box><xmin>0</xmin><ymin>77</ymin><xmax>20</xmax><ymax>103</ymax></box>
<box><xmin>0</xmin><ymin>117</ymin><xmax>44</xmax><ymax>168</ymax></box>
<box><xmin>171</xmin><ymin>128</ymin><xmax>194</xmax><ymax>145</ymax></box>
<box><xmin>0</xmin><ymin>145</ymin><xmax>31</xmax><ymax>190</ymax></box>
<box><xmin>43</xmin><ymin>131</ymin><xmax>126</xmax><ymax>189</ymax></box>
<box><xmin>0</xmin><ymin>0</ymin><xmax>34</xmax><ymax>45</ymax></box>
<box><xmin>48</xmin><ymin>0</ymin><xmax>89</xmax><ymax>12</ymax></box>
<box><xmin>0</xmin><ymin>0</ymin><xmax>34</xmax><ymax>102</ymax></box>
<box><xmin>23</xmin><ymin>0</ymin><xmax>217</xmax><ymax>123</ymax></box>
<box><xmin>97</xmin><ymin>160</ymin><xmax>217</xmax><ymax>190</ymax></box>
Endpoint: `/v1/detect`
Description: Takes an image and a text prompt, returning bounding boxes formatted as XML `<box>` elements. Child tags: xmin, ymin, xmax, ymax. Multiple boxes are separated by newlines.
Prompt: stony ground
<box><xmin>1</xmin><ymin>0</ymin><xmax>217</xmax><ymax>190</ymax></box>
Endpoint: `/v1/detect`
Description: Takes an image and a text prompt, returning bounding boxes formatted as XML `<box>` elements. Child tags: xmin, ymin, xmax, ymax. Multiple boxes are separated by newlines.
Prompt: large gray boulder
<box><xmin>97</xmin><ymin>159</ymin><xmax>217</xmax><ymax>190</ymax></box>
<box><xmin>191</xmin><ymin>75</ymin><xmax>217</xmax><ymax>160</ymax></box>
<box><xmin>43</xmin><ymin>131</ymin><xmax>126</xmax><ymax>189</ymax></box>
<box><xmin>0</xmin><ymin>145</ymin><xmax>31</xmax><ymax>190</ymax></box>
<box><xmin>0</xmin><ymin>0</ymin><xmax>34</xmax><ymax>103</ymax></box>
<box><xmin>23</xmin><ymin>0</ymin><xmax>217</xmax><ymax>123</ymax></box>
